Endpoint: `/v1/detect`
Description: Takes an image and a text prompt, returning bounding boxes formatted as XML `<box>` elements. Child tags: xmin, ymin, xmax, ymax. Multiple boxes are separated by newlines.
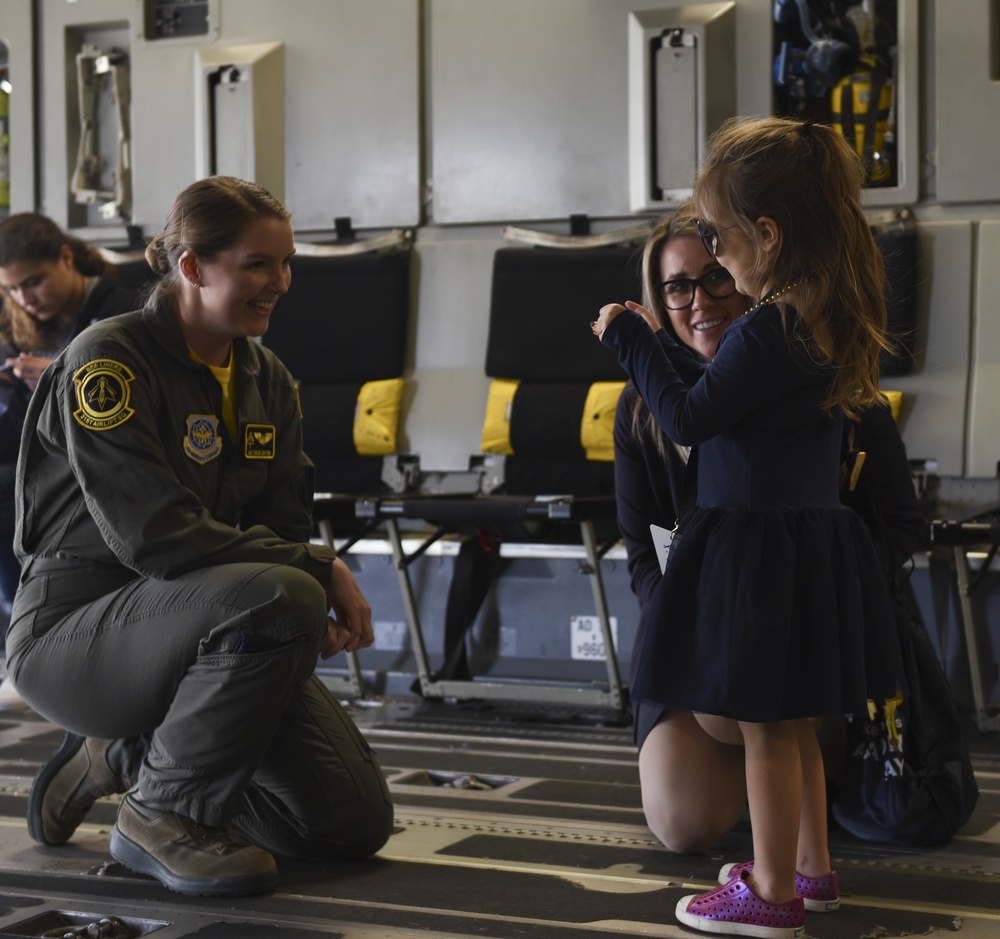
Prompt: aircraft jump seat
<box><xmin>261</xmin><ymin>236</ymin><xmax>413</xmax><ymax>695</ymax></box>
<box><xmin>357</xmin><ymin>231</ymin><xmax>646</xmax><ymax>709</ymax></box>
<box><xmin>263</xmin><ymin>245</ymin><xmax>411</xmax><ymax>495</ymax></box>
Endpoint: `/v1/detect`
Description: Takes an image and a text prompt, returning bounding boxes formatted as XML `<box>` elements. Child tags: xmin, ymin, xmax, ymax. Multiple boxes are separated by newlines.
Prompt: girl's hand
<box><xmin>591</xmin><ymin>303</ymin><xmax>627</xmax><ymax>340</ymax></box>
<box><xmin>592</xmin><ymin>300</ymin><xmax>661</xmax><ymax>340</ymax></box>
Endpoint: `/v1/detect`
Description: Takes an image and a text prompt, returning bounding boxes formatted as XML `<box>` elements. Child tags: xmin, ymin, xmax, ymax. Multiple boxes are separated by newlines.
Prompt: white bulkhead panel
<box><xmin>934</xmin><ymin>1</ymin><xmax>1000</xmax><ymax>203</ymax></box>
<box><xmin>968</xmin><ymin>221</ymin><xmax>1000</xmax><ymax>476</ymax></box>
<box><xmin>429</xmin><ymin>0</ymin><xmax>770</xmax><ymax>224</ymax></box>
<box><xmin>37</xmin><ymin>0</ymin><xmax>420</xmax><ymax>234</ymax></box>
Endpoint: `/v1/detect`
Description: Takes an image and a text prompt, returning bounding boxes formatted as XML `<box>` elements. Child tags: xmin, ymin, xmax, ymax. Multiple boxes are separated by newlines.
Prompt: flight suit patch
<box><xmin>72</xmin><ymin>359</ymin><xmax>136</xmax><ymax>430</ymax></box>
<box><xmin>184</xmin><ymin>414</ymin><xmax>222</xmax><ymax>464</ymax></box>
<box><xmin>244</xmin><ymin>423</ymin><xmax>276</xmax><ymax>460</ymax></box>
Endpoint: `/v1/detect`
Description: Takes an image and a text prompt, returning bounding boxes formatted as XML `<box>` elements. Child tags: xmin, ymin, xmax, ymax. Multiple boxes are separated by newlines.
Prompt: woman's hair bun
<box><xmin>144</xmin><ymin>234</ymin><xmax>170</xmax><ymax>276</ymax></box>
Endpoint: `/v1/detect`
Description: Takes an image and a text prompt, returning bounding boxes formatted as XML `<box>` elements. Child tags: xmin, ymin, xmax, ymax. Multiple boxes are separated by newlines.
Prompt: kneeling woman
<box><xmin>6</xmin><ymin>176</ymin><xmax>393</xmax><ymax>897</ymax></box>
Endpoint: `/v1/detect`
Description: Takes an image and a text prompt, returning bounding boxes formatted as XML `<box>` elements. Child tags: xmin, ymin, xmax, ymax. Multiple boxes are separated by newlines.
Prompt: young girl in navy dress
<box><xmin>594</xmin><ymin>117</ymin><xmax>904</xmax><ymax>939</ymax></box>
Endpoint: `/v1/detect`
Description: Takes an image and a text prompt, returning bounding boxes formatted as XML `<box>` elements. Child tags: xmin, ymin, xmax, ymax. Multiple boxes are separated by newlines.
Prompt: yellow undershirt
<box><xmin>188</xmin><ymin>346</ymin><xmax>237</xmax><ymax>442</ymax></box>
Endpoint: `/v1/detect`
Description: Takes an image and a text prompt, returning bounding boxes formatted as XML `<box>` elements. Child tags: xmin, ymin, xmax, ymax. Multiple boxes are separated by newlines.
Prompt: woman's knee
<box><xmin>293</xmin><ymin>786</ymin><xmax>395</xmax><ymax>861</ymax></box>
<box><xmin>237</xmin><ymin>565</ymin><xmax>329</xmax><ymax>642</ymax></box>
<box><xmin>643</xmin><ymin>795</ymin><xmax>723</xmax><ymax>854</ymax></box>
<box><xmin>326</xmin><ymin>749</ymin><xmax>395</xmax><ymax>858</ymax></box>
<box><xmin>638</xmin><ymin>711</ymin><xmax>748</xmax><ymax>854</ymax></box>
<box><xmin>338</xmin><ymin>787</ymin><xmax>395</xmax><ymax>858</ymax></box>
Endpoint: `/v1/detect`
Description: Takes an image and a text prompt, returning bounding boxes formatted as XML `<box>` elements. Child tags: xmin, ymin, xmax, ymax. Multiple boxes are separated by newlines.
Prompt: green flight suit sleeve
<box><xmin>37</xmin><ymin>335</ymin><xmax>334</xmax><ymax>584</ymax></box>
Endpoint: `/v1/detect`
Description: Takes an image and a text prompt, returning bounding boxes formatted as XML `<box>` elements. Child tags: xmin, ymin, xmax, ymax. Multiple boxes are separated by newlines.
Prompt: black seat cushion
<box><xmin>265</xmin><ymin>251</ymin><xmax>410</xmax><ymax>381</ymax></box>
<box><xmin>486</xmin><ymin>246</ymin><xmax>642</xmax><ymax>382</ymax></box>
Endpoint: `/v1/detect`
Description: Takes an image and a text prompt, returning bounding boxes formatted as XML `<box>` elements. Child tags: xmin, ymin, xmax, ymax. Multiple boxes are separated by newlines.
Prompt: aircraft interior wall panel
<box><xmin>0</xmin><ymin>0</ymin><xmax>36</xmax><ymax>215</ymax></box>
<box><xmin>881</xmin><ymin>220</ymin><xmax>972</xmax><ymax>479</ymax></box>
<box><xmin>967</xmin><ymin>220</ymin><xmax>1000</xmax><ymax>478</ymax></box>
<box><xmin>934</xmin><ymin>1</ymin><xmax>1000</xmax><ymax>204</ymax></box>
<box><xmin>429</xmin><ymin>0</ymin><xmax>774</xmax><ymax>225</ymax></box>
<box><xmin>39</xmin><ymin>0</ymin><xmax>420</xmax><ymax>234</ymax></box>
<box><xmin>131</xmin><ymin>47</ymin><xmax>203</xmax><ymax>230</ymax></box>
<box><xmin>207</xmin><ymin>0</ymin><xmax>421</xmax><ymax>231</ymax></box>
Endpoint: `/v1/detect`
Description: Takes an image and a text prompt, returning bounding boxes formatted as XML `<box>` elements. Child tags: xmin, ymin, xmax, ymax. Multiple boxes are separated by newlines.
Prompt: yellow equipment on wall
<box><xmin>830</xmin><ymin>55</ymin><xmax>895</xmax><ymax>185</ymax></box>
<box><xmin>0</xmin><ymin>75</ymin><xmax>10</xmax><ymax>211</ymax></box>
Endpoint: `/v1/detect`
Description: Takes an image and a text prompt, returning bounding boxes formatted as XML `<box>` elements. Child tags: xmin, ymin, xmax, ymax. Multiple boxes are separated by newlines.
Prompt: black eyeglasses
<box><xmin>658</xmin><ymin>267</ymin><xmax>737</xmax><ymax>309</ymax></box>
<box><xmin>695</xmin><ymin>220</ymin><xmax>739</xmax><ymax>257</ymax></box>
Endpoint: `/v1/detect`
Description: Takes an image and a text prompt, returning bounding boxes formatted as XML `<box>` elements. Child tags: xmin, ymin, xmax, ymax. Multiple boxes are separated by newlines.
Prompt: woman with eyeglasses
<box><xmin>614</xmin><ymin>205</ymin><xmax>744</xmax><ymax>668</ymax></box>
<box><xmin>613</xmin><ymin>200</ymin><xmax>924</xmax><ymax>920</ymax></box>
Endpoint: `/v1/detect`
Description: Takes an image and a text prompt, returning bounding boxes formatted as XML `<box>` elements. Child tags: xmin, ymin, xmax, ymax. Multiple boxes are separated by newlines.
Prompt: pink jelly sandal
<box><xmin>675</xmin><ymin>869</ymin><xmax>805</xmax><ymax>938</ymax></box>
<box><xmin>720</xmin><ymin>859</ymin><xmax>840</xmax><ymax>912</ymax></box>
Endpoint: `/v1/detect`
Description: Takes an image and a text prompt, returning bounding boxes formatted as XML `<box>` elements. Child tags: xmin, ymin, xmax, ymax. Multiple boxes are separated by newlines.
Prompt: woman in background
<box><xmin>0</xmin><ymin>213</ymin><xmax>138</xmax><ymax>706</ymax></box>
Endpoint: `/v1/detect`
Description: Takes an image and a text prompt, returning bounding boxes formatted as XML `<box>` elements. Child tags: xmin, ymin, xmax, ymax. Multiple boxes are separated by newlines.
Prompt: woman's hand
<box><xmin>591</xmin><ymin>301</ymin><xmax>660</xmax><ymax>340</ymax></box>
<box><xmin>321</xmin><ymin>557</ymin><xmax>375</xmax><ymax>658</ymax></box>
<box><xmin>9</xmin><ymin>354</ymin><xmax>54</xmax><ymax>391</ymax></box>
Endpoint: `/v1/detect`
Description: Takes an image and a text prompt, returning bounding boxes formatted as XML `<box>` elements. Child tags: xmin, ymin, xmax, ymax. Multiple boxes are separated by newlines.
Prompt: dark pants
<box><xmin>0</xmin><ymin>462</ymin><xmax>19</xmax><ymax>611</ymax></box>
<box><xmin>0</xmin><ymin>542</ymin><xmax>18</xmax><ymax>612</ymax></box>
<box><xmin>6</xmin><ymin>560</ymin><xmax>393</xmax><ymax>860</ymax></box>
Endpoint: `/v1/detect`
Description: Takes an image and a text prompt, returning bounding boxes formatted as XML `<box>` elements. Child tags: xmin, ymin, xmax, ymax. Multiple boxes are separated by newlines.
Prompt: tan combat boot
<box><xmin>28</xmin><ymin>733</ymin><xmax>129</xmax><ymax>845</ymax></box>
<box><xmin>110</xmin><ymin>790</ymin><xmax>279</xmax><ymax>897</ymax></box>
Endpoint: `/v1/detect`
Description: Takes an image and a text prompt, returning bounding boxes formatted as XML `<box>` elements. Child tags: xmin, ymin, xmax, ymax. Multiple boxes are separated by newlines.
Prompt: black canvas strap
<box><xmin>434</xmin><ymin>533</ymin><xmax>503</xmax><ymax>684</ymax></box>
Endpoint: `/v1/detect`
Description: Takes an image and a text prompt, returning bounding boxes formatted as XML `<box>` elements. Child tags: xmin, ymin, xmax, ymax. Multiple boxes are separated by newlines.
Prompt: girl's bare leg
<box><xmin>794</xmin><ymin>718</ymin><xmax>832</xmax><ymax>876</ymax></box>
<box><xmin>698</xmin><ymin>714</ymin><xmax>823</xmax><ymax>881</ymax></box>
<box><xmin>737</xmin><ymin>719</ymin><xmax>804</xmax><ymax>904</ymax></box>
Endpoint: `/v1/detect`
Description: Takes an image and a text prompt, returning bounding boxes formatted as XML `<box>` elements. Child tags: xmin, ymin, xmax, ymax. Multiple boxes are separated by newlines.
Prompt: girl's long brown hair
<box><xmin>694</xmin><ymin>116</ymin><xmax>891</xmax><ymax>417</ymax></box>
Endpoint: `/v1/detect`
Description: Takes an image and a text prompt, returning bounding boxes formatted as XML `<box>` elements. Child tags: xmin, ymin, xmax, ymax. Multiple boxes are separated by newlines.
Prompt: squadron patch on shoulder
<box><xmin>184</xmin><ymin>414</ymin><xmax>223</xmax><ymax>464</ymax></box>
<box><xmin>244</xmin><ymin>423</ymin><xmax>276</xmax><ymax>460</ymax></box>
<box><xmin>72</xmin><ymin>359</ymin><xmax>136</xmax><ymax>430</ymax></box>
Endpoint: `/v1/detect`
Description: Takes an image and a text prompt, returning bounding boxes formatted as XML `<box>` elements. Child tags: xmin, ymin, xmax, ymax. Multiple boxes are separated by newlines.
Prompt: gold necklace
<box><xmin>744</xmin><ymin>282</ymin><xmax>798</xmax><ymax>315</ymax></box>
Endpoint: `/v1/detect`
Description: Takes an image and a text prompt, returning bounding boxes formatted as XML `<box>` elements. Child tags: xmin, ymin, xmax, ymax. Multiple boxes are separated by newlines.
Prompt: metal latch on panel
<box><xmin>652</xmin><ymin>28</ymin><xmax>698</xmax><ymax>202</ymax></box>
<box><xmin>627</xmin><ymin>3</ymin><xmax>737</xmax><ymax>212</ymax></box>
<box><xmin>206</xmin><ymin>63</ymin><xmax>239</xmax><ymax>176</ymax></box>
<box><xmin>195</xmin><ymin>42</ymin><xmax>285</xmax><ymax>203</ymax></box>
<box><xmin>71</xmin><ymin>44</ymin><xmax>132</xmax><ymax>220</ymax></box>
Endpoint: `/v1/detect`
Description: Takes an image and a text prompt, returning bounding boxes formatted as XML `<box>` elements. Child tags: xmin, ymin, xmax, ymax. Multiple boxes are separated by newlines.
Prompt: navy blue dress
<box><xmin>603</xmin><ymin>304</ymin><xmax>904</xmax><ymax>722</ymax></box>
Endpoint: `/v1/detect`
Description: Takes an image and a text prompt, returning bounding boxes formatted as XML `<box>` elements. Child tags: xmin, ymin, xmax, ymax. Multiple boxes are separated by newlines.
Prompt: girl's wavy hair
<box><xmin>693</xmin><ymin>116</ymin><xmax>891</xmax><ymax>417</ymax></box>
<box><xmin>143</xmin><ymin>176</ymin><xmax>290</xmax><ymax>305</ymax></box>
<box><xmin>0</xmin><ymin>212</ymin><xmax>115</xmax><ymax>347</ymax></box>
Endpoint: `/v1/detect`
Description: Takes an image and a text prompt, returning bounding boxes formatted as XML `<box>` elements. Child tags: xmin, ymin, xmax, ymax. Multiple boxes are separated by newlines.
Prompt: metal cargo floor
<box><xmin>0</xmin><ymin>695</ymin><xmax>997</xmax><ymax>938</ymax></box>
